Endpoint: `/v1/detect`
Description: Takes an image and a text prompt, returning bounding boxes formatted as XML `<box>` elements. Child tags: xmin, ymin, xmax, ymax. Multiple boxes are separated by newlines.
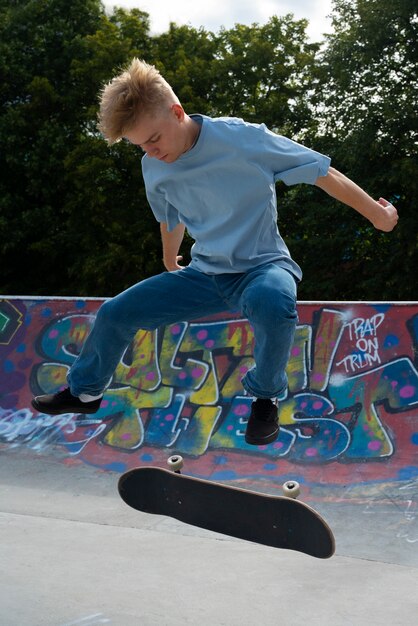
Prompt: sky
<box><xmin>103</xmin><ymin>0</ymin><xmax>335</xmax><ymax>42</ymax></box>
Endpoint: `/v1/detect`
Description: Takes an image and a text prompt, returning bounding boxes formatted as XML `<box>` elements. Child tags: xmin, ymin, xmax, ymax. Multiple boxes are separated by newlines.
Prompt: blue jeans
<box><xmin>67</xmin><ymin>262</ymin><xmax>298</xmax><ymax>399</ymax></box>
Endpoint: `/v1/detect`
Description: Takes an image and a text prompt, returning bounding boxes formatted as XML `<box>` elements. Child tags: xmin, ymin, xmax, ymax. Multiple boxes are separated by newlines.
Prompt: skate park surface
<box><xmin>1</xmin><ymin>297</ymin><xmax>418</xmax><ymax>625</ymax></box>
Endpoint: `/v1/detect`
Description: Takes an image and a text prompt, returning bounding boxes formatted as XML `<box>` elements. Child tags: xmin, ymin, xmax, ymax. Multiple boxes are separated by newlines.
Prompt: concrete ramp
<box><xmin>1</xmin><ymin>297</ymin><xmax>418</xmax><ymax>624</ymax></box>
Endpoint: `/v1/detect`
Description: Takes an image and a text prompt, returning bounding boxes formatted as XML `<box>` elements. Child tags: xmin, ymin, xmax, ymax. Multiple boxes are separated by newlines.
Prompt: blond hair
<box><xmin>98</xmin><ymin>58</ymin><xmax>178</xmax><ymax>144</ymax></box>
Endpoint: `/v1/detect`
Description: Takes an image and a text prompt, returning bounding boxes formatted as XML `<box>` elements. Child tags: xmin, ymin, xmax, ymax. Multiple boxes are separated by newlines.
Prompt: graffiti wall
<box><xmin>1</xmin><ymin>297</ymin><xmax>417</xmax><ymax>499</ymax></box>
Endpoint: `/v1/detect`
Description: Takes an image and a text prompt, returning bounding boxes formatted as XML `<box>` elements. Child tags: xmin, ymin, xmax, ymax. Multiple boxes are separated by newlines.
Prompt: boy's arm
<box><xmin>160</xmin><ymin>222</ymin><xmax>186</xmax><ymax>271</ymax></box>
<box><xmin>315</xmin><ymin>167</ymin><xmax>398</xmax><ymax>232</ymax></box>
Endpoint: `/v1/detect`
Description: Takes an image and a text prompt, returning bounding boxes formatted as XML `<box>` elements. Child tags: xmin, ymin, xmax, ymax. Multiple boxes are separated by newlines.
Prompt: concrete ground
<box><xmin>1</xmin><ymin>449</ymin><xmax>418</xmax><ymax>626</ymax></box>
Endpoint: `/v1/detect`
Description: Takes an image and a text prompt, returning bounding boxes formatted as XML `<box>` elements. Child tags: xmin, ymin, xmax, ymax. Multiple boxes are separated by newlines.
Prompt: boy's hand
<box><xmin>372</xmin><ymin>198</ymin><xmax>399</xmax><ymax>232</ymax></box>
<box><xmin>164</xmin><ymin>255</ymin><xmax>185</xmax><ymax>271</ymax></box>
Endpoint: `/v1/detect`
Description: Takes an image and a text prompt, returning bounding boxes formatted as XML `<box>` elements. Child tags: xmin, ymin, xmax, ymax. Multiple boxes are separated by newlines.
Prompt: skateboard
<box><xmin>118</xmin><ymin>455</ymin><xmax>335</xmax><ymax>559</ymax></box>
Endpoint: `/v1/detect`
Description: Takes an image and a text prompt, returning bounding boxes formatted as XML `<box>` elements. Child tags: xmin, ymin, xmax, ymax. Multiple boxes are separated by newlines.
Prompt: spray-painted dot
<box><xmin>312</xmin><ymin>373</ymin><xmax>325</xmax><ymax>383</ymax></box>
<box><xmin>273</xmin><ymin>442</ymin><xmax>284</xmax><ymax>450</ymax></box>
<box><xmin>192</xmin><ymin>367</ymin><xmax>204</xmax><ymax>378</ymax></box>
<box><xmin>49</xmin><ymin>329</ymin><xmax>59</xmax><ymax>339</ymax></box>
<box><xmin>291</xmin><ymin>346</ymin><xmax>301</xmax><ymax>357</ymax></box>
<box><xmin>239</xmin><ymin>365</ymin><xmax>249</xmax><ymax>374</ymax></box>
<box><xmin>227</xmin><ymin>425</ymin><xmax>234</xmax><ymax>431</ymax></box>
<box><xmin>178</xmin><ymin>371</ymin><xmax>187</xmax><ymax>380</ymax></box>
<box><xmin>165</xmin><ymin>414</ymin><xmax>175</xmax><ymax>422</ymax></box>
<box><xmin>121</xmin><ymin>433</ymin><xmax>132</xmax><ymax>440</ymax></box>
<box><xmin>305</xmin><ymin>447</ymin><xmax>318</xmax><ymax>457</ymax></box>
<box><xmin>391</xmin><ymin>380</ymin><xmax>398</xmax><ymax>389</ymax></box>
<box><xmin>313</xmin><ymin>401</ymin><xmax>324</xmax><ymax>410</ymax></box>
<box><xmin>368</xmin><ymin>440</ymin><xmax>382</xmax><ymax>451</ymax></box>
<box><xmin>399</xmin><ymin>385</ymin><xmax>415</xmax><ymax>399</ymax></box>
<box><xmin>197</xmin><ymin>330</ymin><xmax>208</xmax><ymax>340</ymax></box>
<box><xmin>384</xmin><ymin>334</ymin><xmax>399</xmax><ymax>348</ymax></box>
<box><xmin>100</xmin><ymin>400</ymin><xmax>109</xmax><ymax>408</ymax></box>
<box><xmin>205</xmin><ymin>339</ymin><xmax>215</xmax><ymax>349</ymax></box>
<box><xmin>171</xmin><ymin>324</ymin><xmax>182</xmax><ymax>335</ymax></box>
<box><xmin>233</xmin><ymin>403</ymin><xmax>249</xmax><ymax>416</ymax></box>
<box><xmin>145</xmin><ymin>371</ymin><xmax>156</xmax><ymax>381</ymax></box>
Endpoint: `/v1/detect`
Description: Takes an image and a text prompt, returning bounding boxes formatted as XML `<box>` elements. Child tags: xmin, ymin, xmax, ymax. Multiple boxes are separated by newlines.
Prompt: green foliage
<box><xmin>0</xmin><ymin>0</ymin><xmax>416</xmax><ymax>299</ymax></box>
<box><xmin>301</xmin><ymin>0</ymin><xmax>418</xmax><ymax>299</ymax></box>
<box><xmin>0</xmin><ymin>0</ymin><xmax>156</xmax><ymax>295</ymax></box>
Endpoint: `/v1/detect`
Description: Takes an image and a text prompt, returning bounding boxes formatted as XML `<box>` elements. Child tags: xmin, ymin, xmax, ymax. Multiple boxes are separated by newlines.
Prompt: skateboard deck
<box><xmin>118</xmin><ymin>460</ymin><xmax>335</xmax><ymax>559</ymax></box>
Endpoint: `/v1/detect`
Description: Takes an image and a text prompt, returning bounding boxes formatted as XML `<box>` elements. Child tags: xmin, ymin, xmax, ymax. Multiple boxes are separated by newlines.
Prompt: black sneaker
<box><xmin>31</xmin><ymin>387</ymin><xmax>102</xmax><ymax>415</ymax></box>
<box><xmin>245</xmin><ymin>398</ymin><xmax>279</xmax><ymax>445</ymax></box>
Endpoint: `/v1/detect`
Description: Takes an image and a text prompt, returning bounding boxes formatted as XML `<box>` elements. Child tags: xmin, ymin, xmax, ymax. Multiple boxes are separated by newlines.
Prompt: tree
<box><xmin>298</xmin><ymin>0</ymin><xmax>418</xmax><ymax>299</ymax></box>
<box><xmin>0</xmin><ymin>1</ymin><xmax>156</xmax><ymax>295</ymax></box>
<box><xmin>210</xmin><ymin>16</ymin><xmax>319</xmax><ymax>135</ymax></box>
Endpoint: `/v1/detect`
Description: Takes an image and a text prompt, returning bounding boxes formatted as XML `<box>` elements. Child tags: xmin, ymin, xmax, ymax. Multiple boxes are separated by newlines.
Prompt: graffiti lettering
<box><xmin>1</xmin><ymin>299</ymin><xmax>417</xmax><ymax>482</ymax></box>
<box><xmin>336</xmin><ymin>313</ymin><xmax>385</xmax><ymax>373</ymax></box>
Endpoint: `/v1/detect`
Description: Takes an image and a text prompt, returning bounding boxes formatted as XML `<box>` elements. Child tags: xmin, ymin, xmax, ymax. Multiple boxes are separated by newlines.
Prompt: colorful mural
<box><xmin>1</xmin><ymin>297</ymin><xmax>417</xmax><ymax>500</ymax></box>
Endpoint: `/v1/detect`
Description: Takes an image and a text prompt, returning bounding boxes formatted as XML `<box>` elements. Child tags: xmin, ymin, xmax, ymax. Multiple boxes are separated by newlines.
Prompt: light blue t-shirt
<box><xmin>142</xmin><ymin>115</ymin><xmax>330</xmax><ymax>279</ymax></box>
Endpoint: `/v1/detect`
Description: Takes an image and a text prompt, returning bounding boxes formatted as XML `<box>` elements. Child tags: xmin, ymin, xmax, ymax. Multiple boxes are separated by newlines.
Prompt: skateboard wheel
<box><xmin>167</xmin><ymin>455</ymin><xmax>184</xmax><ymax>472</ymax></box>
<box><xmin>282</xmin><ymin>480</ymin><xmax>300</xmax><ymax>499</ymax></box>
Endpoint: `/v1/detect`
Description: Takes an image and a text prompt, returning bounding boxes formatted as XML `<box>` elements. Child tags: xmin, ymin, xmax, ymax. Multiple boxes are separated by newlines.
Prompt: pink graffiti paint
<box><xmin>192</xmin><ymin>367</ymin><xmax>204</xmax><ymax>378</ymax></box>
<box><xmin>305</xmin><ymin>447</ymin><xmax>318</xmax><ymax>457</ymax></box>
<box><xmin>233</xmin><ymin>403</ymin><xmax>249</xmax><ymax>416</ymax></box>
<box><xmin>197</xmin><ymin>330</ymin><xmax>208</xmax><ymax>340</ymax></box>
<box><xmin>399</xmin><ymin>385</ymin><xmax>415</xmax><ymax>399</ymax></box>
<box><xmin>368</xmin><ymin>440</ymin><xmax>382</xmax><ymax>451</ymax></box>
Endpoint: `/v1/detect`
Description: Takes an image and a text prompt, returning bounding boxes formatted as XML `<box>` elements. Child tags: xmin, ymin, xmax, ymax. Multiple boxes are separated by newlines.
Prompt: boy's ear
<box><xmin>171</xmin><ymin>103</ymin><xmax>185</xmax><ymax>121</ymax></box>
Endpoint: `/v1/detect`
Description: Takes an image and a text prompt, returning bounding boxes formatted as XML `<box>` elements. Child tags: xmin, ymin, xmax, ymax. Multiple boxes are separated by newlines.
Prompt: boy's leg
<box><xmin>32</xmin><ymin>267</ymin><xmax>226</xmax><ymax>413</ymax></box>
<box><xmin>238</xmin><ymin>263</ymin><xmax>298</xmax><ymax>399</ymax></box>
<box><xmin>230</xmin><ymin>263</ymin><xmax>298</xmax><ymax>444</ymax></box>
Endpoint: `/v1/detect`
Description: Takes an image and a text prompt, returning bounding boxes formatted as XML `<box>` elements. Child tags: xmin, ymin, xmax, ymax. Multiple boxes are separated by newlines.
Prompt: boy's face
<box><xmin>124</xmin><ymin>104</ymin><xmax>190</xmax><ymax>163</ymax></box>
